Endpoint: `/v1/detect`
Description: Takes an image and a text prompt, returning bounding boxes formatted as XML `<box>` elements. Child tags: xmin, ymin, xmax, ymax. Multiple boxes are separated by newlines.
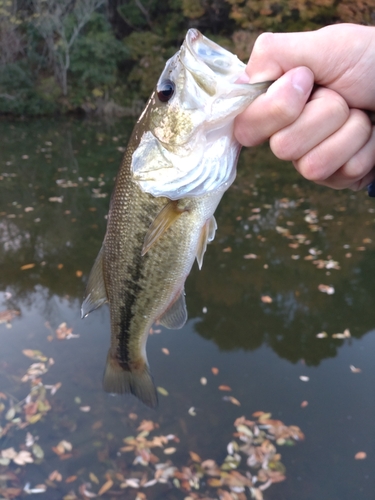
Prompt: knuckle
<box><xmin>296</xmin><ymin>151</ymin><xmax>328</xmax><ymax>182</ymax></box>
<box><xmin>252</xmin><ymin>32</ymin><xmax>275</xmax><ymax>55</ymax></box>
<box><xmin>270</xmin><ymin>133</ymin><xmax>297</xmax><ymax>161</ymax></box>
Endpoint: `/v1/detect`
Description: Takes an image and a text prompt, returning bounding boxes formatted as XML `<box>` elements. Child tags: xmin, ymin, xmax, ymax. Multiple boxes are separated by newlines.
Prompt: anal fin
<box><xmin>142</xmin><ymin>200</ymin><xmax>187</xmax><ymax>256</ymax></box>
<box><xmin>196</xmin><ymin>215</ymin><xmax>217</xmax><ymax>270</ymax></box>
<box><xmin>81</xmin><ymin>245</ymin><xmax>108</xmax><ymax>319</ymax></box>
<box><xmin>158</xmin><ymin>289</ymin><xmax>187</xmax><ymax>329</ymax></box>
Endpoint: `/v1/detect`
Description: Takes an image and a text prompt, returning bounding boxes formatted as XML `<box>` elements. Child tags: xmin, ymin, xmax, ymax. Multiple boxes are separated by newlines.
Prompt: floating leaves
<box><xmin>299</xmin><ymin>376</ymin><xmax>310</xmax><ymax>382</ymax></box>
<box><xmin>156</xmin><ymin>386</ymin><xmax>168</xmax><ymax>396</ymax></box>
<box><xmin>0</xmin><ymin>309</ymin><xmax>20</xmax><ymax>325</ymax></box>
<box><xmin>55</xmin><ymin>322</ymin><xmax>79</xmax><ymax>340</ymax></box>
<box><xmin>354</xmin><ymin>452</ymin><xmax>367</xmax><ymax>460</ymax></box>
<box><xmin>318</xmin><ymin>284</ymin><xmax>335</xmax><ymax>295</ymax></box>
<box><xmin>332</xmin><ymin>329</ymin><xmax>351</xmax><ymax>339</ymax></box>
<box><xmin>261</xmin><ymin>295</ymin><xmax>273</xmax><ymax>304</ymax></box>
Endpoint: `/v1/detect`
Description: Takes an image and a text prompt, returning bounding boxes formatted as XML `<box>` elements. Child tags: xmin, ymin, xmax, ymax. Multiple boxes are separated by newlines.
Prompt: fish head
<box><xmin>132</xmin><ymin>29</ymin><xmax>272</xmax><ymax>199</ymax></box>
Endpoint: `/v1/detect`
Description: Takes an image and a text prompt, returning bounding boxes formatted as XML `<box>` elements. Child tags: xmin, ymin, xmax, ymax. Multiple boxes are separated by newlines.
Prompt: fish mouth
<box><xmin>184</xmin><ymin>28</ymin><xmax>245</xmax><ymax>85</ymax></box>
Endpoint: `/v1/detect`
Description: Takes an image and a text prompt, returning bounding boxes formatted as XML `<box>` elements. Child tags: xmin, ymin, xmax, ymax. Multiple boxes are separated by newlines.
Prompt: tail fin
<box><xmin>103</xmin><ymin>351</ymin><xmax>158</xmax><ymax>409</ymax></box>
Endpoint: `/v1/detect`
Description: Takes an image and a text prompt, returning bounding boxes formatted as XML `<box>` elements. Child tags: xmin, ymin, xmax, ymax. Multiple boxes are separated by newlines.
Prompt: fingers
<box><xmin>234</xmin><ymin>66</ymin><xmax>314</xmax><ymax>147</ymax></box>
<box><xmin>246</xmin><ymin>24</ymin><xmax>375</xmax><ymax>110</ymax></box>
<box><xmin>270</xmin><ymin>87</ymin><xmax>350</xmax><ymax>161</ymax></box>
<box><xmin>310</xmin><ymin>125</ymin><xmax>375</xmax><ymax>191</ymax></box>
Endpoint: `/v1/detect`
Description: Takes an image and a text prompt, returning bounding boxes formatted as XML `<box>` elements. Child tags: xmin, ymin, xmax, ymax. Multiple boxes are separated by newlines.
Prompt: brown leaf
<box><xmin>98</xmin><ymin>479</ymin><xmax>113</xmax><ymax>496</ymax></box>
<box><xmin>222</xmin><ymin>247</ymin><xmax>232</xmax><ymax>253</ymax></box>
<box><xmin>189</xmin><ymin>451</ymin><xmax>201</xmax><ymax>462</ymax></box>
<box><xmin>65</xmin><ymin>476</ymin><xmax>77</xmax><ymax>483</ymax></box>
<box><xmin>354</xmin><ymin>451</ymin><xmax>367</xmax><ymax>460</ymax></box>
<box><xmin>20</xmin><ymin>263</ymin><xmax>35</xmax><ymax>270</ymax></box>
<box><xmin>218</xmin><ymin>385</ymin><xmax>232</xmax><ymax>391</ymax></box>
<box><xmin>261</xmin><ymin>295</ymin><xmax>272</xmax><ymax>303</ymax></box>
<box><xmin>211</xmin><ymin>367</ymin><xmax>219</xmax><ymax>375</ymax></box>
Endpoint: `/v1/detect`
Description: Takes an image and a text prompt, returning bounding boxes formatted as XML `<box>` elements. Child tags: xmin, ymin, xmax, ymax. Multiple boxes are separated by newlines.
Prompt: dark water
<box><xmin>0</xmin><ymin>118</ymin><xmax>374</xmax><ymax>499</ymax></box>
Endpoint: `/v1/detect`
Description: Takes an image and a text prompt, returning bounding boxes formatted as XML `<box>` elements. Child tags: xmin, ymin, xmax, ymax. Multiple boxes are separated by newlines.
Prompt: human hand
<box><xmin>234</xmin><ymin>24</ymin><xmax>375</xmax><ymax>190</ymax></box>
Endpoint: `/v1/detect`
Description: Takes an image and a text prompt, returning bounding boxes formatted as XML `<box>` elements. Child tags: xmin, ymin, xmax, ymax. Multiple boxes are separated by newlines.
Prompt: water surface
<box><xmin>0</xmin><ymin>118</ymin><xmax>374</xmax><ymax>499</ymax></box>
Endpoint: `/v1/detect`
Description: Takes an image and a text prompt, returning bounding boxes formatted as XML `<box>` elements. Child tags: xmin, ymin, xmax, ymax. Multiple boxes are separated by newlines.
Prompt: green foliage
<box><xmin>0</xmin><ymin>0</ymin><xmax>374</xmax><ymax>116</ymax></box>
<box><xmin>0</xmin><ymin>62</ymin><xmax>58</xmax><ymax>115</ymax></box>
<box><xmin>69</xmin><ymin>12</ymin><xmax>129</xmax><ymax>104</ymax></box>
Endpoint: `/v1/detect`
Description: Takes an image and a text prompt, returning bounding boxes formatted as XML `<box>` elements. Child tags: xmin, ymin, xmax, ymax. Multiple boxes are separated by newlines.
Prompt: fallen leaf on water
<box><xmin>200</xmin><ymin>377</ymin><xmax>207</xmax><ymax>385</ymax></box>
<box><xmin>23</xmin><ymin>483</ymin><xmax>47</xmax><ymax>494</ymax></box>
<box><xmin>188</xmin><ymin>407</ymin><xmax>197</xmax><ymax>416</ymax></box>
<box><xmin>0</xmin><ymin>309</ymin><xmax>20</xmax><ymax>324</ymax></box>
<box><xmin>189</xmin><ymin>451</ymin><xmax>201</xmax><ymax>462</ymax></box>
<box><xmin>301</xmin><ymin>401</ymin><xmax>309</xmax><ymax>408</ymax></box>
<box><xmin>218</xmin><ymin>385</ymin><xmax>232</xmax><ymax>391</ymax></box>
<box><xmin>223</xmin><ymin>396</ymin><xmax>241</xmax><ymax>406</ymax></box>
<box><xmin>354</xmin><ymin>452</ymin><xmax>367</xmax><ymax>460</ymax></box>
<box><xmin>49</xmin><ymin>196</ymin><xmax>63</xmax><ymax>203</ymax></box>
<box><xmin>350</xmin><ymin>365</ymin><xmax>362</xmax><ymax>373</ymax></box>
<box><xmin>243</xmin><ymin>254</ymin><xmax>257</xmax><ymax>259</ymax></box>
<box><xmin>22</xmin><ymin>349</ymin><xmax>47</xmax><ymax>361</ymax></box>
<box><xmin>161</xmin><ymin>348</ymin><xmax>170</xmax><ymax>355</ymax></box>
<box><xmin>49</xmin><ymin>470</ymin><xmax>62</xmax><ymax>482</ymax></box>
<box><xmin>98</xmin><ymin>479</ymin><xmax>114</xmax><ymax>496</ymax></box>
<box><xmin>89</xmin><ymin>472</ymin><xmax>99</xmax><ymax>484</ymax></box>
<box><xmin>164</xmin><ymin>447</ymin><xmax>176</xmax><ymax>455</ymax></box>
<box><xmin>222</xmin><ymin>247</ymin><xmax>232</xmax><ymax>253</ymax></box>
<box><xmin>137</xmin><ymin>420</ymin><xmax>158</xmax><ymax>432</ymax></box>
<box><xmin>299</xmin><ymin>376</ymin><xmax>309</xmax><ymax>382</ymax></box>
<box><xmin>318</xmin><ymin>284</ymin><xmax>335</xmax><ymax>295</ymax></box>
<box><xmin>13</xmin><ymin>450</ymin><xmax>33</xmax><ymax>465</ymax></box>
<box><xmin>211</xmin><ymin>367</ymin><xmax>219</xmax><ymax>375</ymax></box>
<box><xmin>261</xmin><ymin>295</ymin><xmax>273</xmax><ymax>303</ymax></box>
<box><xmin>20</xmin><ymin>263</ymin><xmax>35</xmax><ymax>270</ymax></box>
<box><xmin>157</xmin><ymin>387</ymin><xmax>169</xmax><ymax>396</ymax></box>
<box><xmin>316</xmin><ymin>332</ymin><xmax>327</xmax><ymax>338</ymax></box>
<box><xmin>332</xmin><ymin>333</ymin><xmax>346</xmax><ymax>339</ymax></box>
<box><xmin>76</xmin><ymin>270</ymin><xmax>83</xmax><ymax>278</ymax></box>
<box><xmin>65</xmin><ymin>475</ymin><xmax>77</xmax><ymax>483</ymax></box>
<box><xmin>80</xmin><ymin>406</ymin><xmax>91</xmax><ymax>412</ymax></box>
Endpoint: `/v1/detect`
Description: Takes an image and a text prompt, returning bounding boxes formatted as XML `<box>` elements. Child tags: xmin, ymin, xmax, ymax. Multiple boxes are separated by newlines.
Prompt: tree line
<box><xmin>0</xmin><ymin>0</ymin><xmax>374</xmax><ymax>116</ymax></box>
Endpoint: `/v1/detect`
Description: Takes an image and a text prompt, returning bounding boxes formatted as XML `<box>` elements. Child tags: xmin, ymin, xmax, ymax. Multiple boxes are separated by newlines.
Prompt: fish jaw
<box><xmin>132</xmin><ymin>29</ymin><xmax>272</xmax><ymax>200</ymax></box>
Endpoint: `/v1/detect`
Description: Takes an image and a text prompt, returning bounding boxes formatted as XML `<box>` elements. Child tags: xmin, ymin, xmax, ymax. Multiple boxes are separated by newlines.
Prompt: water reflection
<box><xmin>1</xmin><ymin>119</ymin><xmax>375</xmax><ymax>366</ymax></box>
<box><xmin>1</xmin><ymin>118</ymin><xmax>374</xmax><ymax>500</ymax></box>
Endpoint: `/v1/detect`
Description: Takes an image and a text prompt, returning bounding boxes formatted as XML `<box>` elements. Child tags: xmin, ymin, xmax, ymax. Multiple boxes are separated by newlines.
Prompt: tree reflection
<box><xmin>1</xmin><ymin>119</ymin><xmax>374</xmax><ymax>366</ymax></box>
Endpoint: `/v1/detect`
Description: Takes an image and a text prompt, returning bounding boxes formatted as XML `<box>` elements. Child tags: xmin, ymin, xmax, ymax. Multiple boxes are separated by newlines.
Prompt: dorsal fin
<box><xmin>81</xmin><ymin>246</ymin><xmax>108</xmax><ymax>319</ymax></box>
<box><xmin>158</xmin><ymin>289</ymin><xmax>187</xmax><ymax>329</ymax></box>
<box><xmin>142</xmin><ymin>200</ymin><xmax>186</xmax><ymax>256</ymax></box>
<box><xmin>196</xmin><ymin>215</ymin><xmax>217</xmax><ymax>269</ymax></box>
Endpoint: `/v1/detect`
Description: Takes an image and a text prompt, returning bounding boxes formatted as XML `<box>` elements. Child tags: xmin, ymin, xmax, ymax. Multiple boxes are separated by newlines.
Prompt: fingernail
<box><xmin>235</xmin><ymin>72</ymin><xmax>250</xmax><ymax>84</ymax></box>
<box><xmin>291</xmin><ymin>68</ymin><xmax>313</xmax><ymax>96</ymax></box>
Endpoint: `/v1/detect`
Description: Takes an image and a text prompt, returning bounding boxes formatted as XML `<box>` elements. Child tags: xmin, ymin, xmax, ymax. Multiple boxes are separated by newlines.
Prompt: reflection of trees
<box><xmin>0</xmin><ymin>118</ymin><xmax>133</xmax><ymax>310</ymax></box>
<box><xmin>1</xmin><ymin>122</ymin><xmax>375</xmax><ymax>365</ymax></box>
<box><xmin>185</xmin><ymin>145</ymin><xmax>375</xmax><ymax>365</ymax></box>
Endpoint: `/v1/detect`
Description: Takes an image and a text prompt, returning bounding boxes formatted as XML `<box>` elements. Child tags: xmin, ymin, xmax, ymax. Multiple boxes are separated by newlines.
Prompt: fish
<box><xmin>81</xmin><ymin>29</ymin><xmax>272</xmax><ymax>408</ymax></box>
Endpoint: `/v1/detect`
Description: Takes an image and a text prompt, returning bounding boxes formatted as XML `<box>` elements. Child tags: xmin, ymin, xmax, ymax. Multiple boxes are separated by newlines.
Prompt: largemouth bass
<box><xmin>82</xmin><ymin>29</ymin><xmax>271</xmax><ymax>408</ymax></box>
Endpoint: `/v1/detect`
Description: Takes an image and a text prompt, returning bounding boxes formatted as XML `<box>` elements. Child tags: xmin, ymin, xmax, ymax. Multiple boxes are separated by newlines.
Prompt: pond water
<box><xmin>0</xmin><ymin>117</ymin><xmax>374</xmax><ymax>500</ymax></box>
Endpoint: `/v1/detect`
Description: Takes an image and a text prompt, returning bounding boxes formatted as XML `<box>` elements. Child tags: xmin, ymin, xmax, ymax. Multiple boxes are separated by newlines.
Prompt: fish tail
<box><xmin>103</xmin><ymin>351</ymin><xmax>158</xmax><ymax>408</ymax></box>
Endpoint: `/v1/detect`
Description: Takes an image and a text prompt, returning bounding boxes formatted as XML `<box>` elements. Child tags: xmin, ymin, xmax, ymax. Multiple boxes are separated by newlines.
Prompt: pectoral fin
<box><xmin>81</xmin><ymin>246</ymin><xmax>108</xmax><ymax>319</ymax></box>
<box><xmin>158</xmin><ymin>289</ymin><xmax>187</xmax><ymax>329</ymax></box>
<box><xmin>142</xmin><ymin>200</ymin><xmax>186</xmax><ymax>256</ymax></box>
<box><xmin>196</xmin><ymin>215</ymin><xmax>217</xmax><ymax>270</ymax></box>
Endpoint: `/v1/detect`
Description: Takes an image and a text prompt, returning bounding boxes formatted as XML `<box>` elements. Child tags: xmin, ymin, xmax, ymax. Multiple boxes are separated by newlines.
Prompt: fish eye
<box><xmin>157</xmin><ymin>79</ymin><xmax>175</xmax><ymax>103</ymax></box>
